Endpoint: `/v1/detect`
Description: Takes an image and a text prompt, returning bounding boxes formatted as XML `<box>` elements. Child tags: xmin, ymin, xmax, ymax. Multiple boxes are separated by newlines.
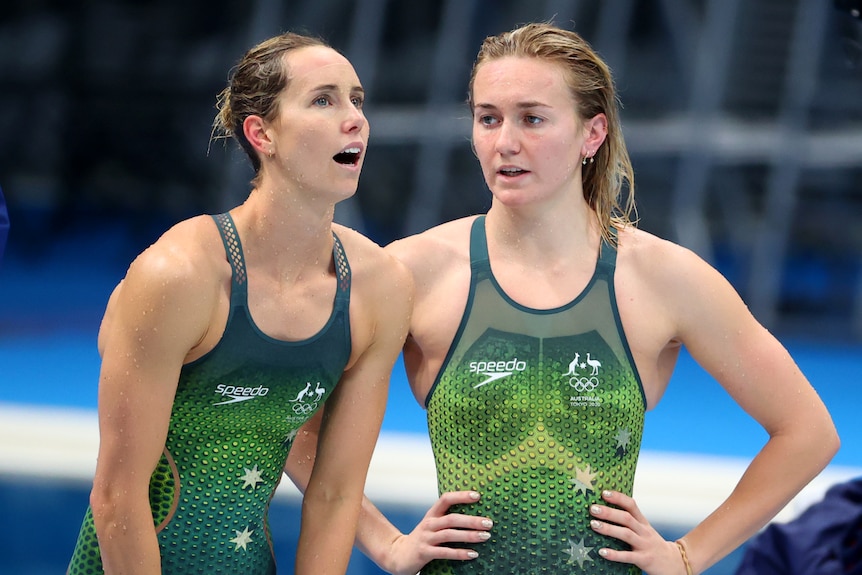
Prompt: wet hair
<box><xmin>212</xmin><ymin>32</ymin><xmax>329</xmax><ymax>180</ymax></box>
<box><xmin>469</xmin><ymin>22</ymin><xmax>637</xmax><ymax>244</ymax></box>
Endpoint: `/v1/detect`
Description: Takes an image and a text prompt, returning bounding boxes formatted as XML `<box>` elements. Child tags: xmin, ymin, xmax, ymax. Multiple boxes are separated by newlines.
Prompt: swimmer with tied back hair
<box><xmin>67</xmin><ymin>31</ymin><xmax>412</xmax><ymax>575</ymax></box>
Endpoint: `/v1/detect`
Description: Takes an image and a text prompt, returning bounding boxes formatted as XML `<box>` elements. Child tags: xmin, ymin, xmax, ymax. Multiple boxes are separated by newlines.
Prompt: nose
<box><xmin>343</xmin><ymin>105</ymin><xmax>367</xmax><ymax>134</ymax></box>
<box><xmin>494</xmin><ymin>121</ymin><xmax>520</xmax><ymax>155</ymax></box>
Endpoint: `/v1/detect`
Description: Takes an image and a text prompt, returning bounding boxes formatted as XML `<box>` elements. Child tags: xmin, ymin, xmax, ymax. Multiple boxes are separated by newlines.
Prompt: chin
<box><xmin>334</xmin><ymin>186</ymin><xmax>359</xmax><ymax>202</ymax></box>
<box><xmin>490</xmin><ymin>188</ymin><xmax>538</xmax><ymax>206</ymax></box>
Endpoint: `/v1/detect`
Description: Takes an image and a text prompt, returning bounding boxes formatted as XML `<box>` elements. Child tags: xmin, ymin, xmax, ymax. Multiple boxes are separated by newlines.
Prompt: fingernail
<box><xmin>603</xmin><ymin>490</ymin><xmax>613</xmax><ymax>498</ymax></box>
<box><xmin>478</xmin><ymin>531</ymin><xmax>491</xmax><ymax>540</ymax></box>
<box><xmin>469</xmin><ymin>491</ymin><xmax>480</xmax><ymax>500</ymax></box>
<box><xmin>590</xmin><ymin>519</ymin><xmax>602</xmax><ymax>529</ymax></box>
<box><xmin>467</xmin><ymin>551</ymin><xmax>479</xmax><ymax>559</ymax></box>
<box><xmin>590</xmin><ymin>505</ymin><xmax>602</xmax><ymax>515</ymax></box>
<box><xmin>481</xmin><ymin>519</ymin><xmax>493</xmax><ymax>528</ymax></box>
<box><xmin>599</xmin><ymin>548</ymin><xmax>609</xmax><ymax>557</ymax></box>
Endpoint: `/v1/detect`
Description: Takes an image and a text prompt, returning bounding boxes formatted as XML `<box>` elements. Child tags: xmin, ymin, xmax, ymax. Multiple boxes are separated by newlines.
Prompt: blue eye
<box><xmin>314</xmin><ymin>96</ymin><xmax>331</xmax><ymax>106</ymax></box>
<box><xmin>351</xmin><ymin>95</ymin><xmax>364</xmax><ymax>108</ymax></box>
<box><xmin>525</xmin><ymin>115</ymin><xmax>542</xmax><ymax>125</ymax></box>
<box><xmin>478</xmin><ymin>115</ymin><xmax>498</xmax><ymax>126</ymax></box>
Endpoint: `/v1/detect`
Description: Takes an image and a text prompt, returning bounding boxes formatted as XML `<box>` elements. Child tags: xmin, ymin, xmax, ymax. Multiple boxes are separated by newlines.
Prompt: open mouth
<box><xmin>499</xmin><ymin>167</ymin><xmax>527</xmax><ymax>176</ymax></box>
<box><xmin>333</xmin><ymin>147</ymin><xmax>362</xmax><ymax>166</ymax></box>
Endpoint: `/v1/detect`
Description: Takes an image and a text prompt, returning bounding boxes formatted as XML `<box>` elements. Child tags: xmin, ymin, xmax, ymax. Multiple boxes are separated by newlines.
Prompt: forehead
<box><xmin>473</xmin><ymin>56</ymin><xmax>571</xmax><ymax>105</ymax></box>
<box><xmin>282</xmin><ymin>45</ymin><xmax>360</xmax><ymax>92</ymax></box>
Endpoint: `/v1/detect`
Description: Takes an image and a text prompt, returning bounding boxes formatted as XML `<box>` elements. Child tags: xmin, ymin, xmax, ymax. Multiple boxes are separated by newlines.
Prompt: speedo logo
<box><xmin>213</xmin><ymin>384</ymin><xmax>270</xmax><ymax>406</ymax></box>
<box><xmin>470</xmin><ymin>358</ymin><xmax>527</xmax><ymax>388</ymax></box>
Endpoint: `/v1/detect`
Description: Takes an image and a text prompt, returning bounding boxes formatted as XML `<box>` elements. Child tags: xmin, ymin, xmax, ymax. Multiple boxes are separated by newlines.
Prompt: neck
<box><xmin>232</xmin><ymin>187</ymin><xmax>336</xmax><ymax>277</ymax></box>
<box><xmin>485</xmin><ymin>199</ymin><xmax>599</xmax><ymax>266</ymax></box>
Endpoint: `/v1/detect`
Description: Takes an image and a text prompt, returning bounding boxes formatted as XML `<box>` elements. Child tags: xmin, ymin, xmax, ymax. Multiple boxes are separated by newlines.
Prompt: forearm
<box><xmin>289</xmin><ymin>458</ymin><xmax>407</xmax><ymax>573</ymax></box>
<box><xmin>354</xmin><ymin>495</ymin><xmax>407</xmax><ymax>571</ymax></box>
<box><xmin>296</xmin><ymin>490</ymin><xmax>363</xmax><ymax>575</ymax></box>
<box><xmin>92</xmin><ymin>498</ymin><xmax>162</xmax><ymax>574</ymax></box>
<box><xmin>681</xmin><ymin>427</ymin><xmax>838</xmax><ymax>572</ymax></box>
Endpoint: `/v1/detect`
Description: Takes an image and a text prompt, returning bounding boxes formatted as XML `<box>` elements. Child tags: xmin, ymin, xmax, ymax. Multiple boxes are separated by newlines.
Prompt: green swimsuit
<box><xmin>67</xmin><ymin>213</ymin><xmax>352</xmax><ymax>575</ymax></box>
<box><xmin>423</xmin><ymin>216</ymin><xmax>645</xmax><ymax>575</ymax></box>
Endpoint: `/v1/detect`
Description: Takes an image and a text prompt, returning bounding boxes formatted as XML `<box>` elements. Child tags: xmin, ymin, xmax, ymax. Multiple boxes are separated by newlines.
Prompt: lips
<box><xmin>498</xmin><ymin>166</ymin><xmax>528</xmax><ymax>176</ymax></box>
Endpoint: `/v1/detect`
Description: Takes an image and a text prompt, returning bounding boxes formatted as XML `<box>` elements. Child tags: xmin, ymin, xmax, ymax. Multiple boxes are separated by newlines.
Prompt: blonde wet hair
<box><xmin>469</xmin><ymin>22</ymin><xmax>637</xmax><ymax>244</ymax></box>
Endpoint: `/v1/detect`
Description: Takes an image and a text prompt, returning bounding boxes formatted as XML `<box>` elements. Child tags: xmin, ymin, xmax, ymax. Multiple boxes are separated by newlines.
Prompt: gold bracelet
<box><xmin>675</xmin><ymin>540</ymin><xmax>693</xmax><ymax>575</ymax></box>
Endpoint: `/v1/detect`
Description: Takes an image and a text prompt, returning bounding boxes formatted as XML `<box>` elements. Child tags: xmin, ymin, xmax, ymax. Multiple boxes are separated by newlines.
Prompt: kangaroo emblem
<box><xmin>292</xmin><ymin>382</ymin><xmax>312</xmax><ymax>402</ymax></box>
<box><xmin>564</xmin><ymin>352</ymin><xmax>581</xmax><ymax>375</ymax></box>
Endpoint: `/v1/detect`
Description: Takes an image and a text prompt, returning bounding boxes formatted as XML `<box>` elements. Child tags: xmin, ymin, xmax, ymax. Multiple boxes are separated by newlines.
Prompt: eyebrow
<box><xmin>310</xmin><ymin>83</ymin><xmax>365</xmax><ymax>95</ymax></box>
<box><xmin>473</xmin><ymin>101</ymin><xmax>550</xmax><ymax>111</ymax></box>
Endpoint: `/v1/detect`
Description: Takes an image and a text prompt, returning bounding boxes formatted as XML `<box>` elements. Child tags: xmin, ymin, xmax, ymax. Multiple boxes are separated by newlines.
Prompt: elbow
<box><xmin>89</xmin><ymin>479</ymin><xmax>138</xmax><ymax>537</ymax></box>
<box><xmin>806</xmin><ymin>413</ymin><xmax>840</xmax><ymax>471</ymax></box>
<box><xmin>824</xmin><ymin>422</ymin><xmax>841</xmax><ymax>461</ymax></box>
<box><xmin>818</xmin><ymin>404</ymin><xmax>841</xmax><ymax>460</ymax></box>
<box><xmin>89</xmin><ymin>483</ymin><xmax>118</xmax><ymax>535</ymax></box>
<box><xmin>303</xmin><ymin>476</ymin><xmax>364</xmax><ymax>518</ymax></box>
<box><xmin>305</xmin><ymin>482</ymin><xmax>361</xmax><ymax>508</ymax></box>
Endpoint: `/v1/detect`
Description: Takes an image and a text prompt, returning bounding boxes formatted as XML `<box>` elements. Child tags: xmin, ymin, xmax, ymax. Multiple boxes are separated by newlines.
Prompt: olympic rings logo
<box><xmin>292</xmin><ymin>401</ymin><xmax>319</xmax><ymax>414</ymax></box>
<box><xmin>569</xmin><ymin>376</ymin><xmax>600</xmax><ymax>392</ymax></box>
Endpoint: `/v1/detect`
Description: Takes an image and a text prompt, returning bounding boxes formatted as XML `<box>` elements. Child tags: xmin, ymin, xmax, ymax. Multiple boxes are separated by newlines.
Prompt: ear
<box><xmin>242</xmin><ymin>114</ymin><xmax>274</xmax><ymax>157</ymax></box>
<box><xmin>582</xmin><ymin>113</ymin><xmax>608</xmax><ymax>157</ymax></box>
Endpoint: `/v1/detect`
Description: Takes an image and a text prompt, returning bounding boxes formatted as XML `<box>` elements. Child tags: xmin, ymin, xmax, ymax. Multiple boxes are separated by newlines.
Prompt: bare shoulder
<box><xmin>332</xmin><ymin>224</ymin><xmax>413</xmax><ymax>301</ymax></box>
<box><xmin>107</xmin><ymin>216</ymin><xmax>226</xmax><ymax>326</ymax></box>
<box><xmin>385</xmin><ymin>217</ymin><xmax>476</xmax><ymax>285</ymax></box>
<box><xmin>615</xmin><ymin>225</ymin><xmax>720</xmax><ymax>293</ymax></box>
<box><xmin>99</xmin><ymin>215</ymin><xmax>227</xmax><ymax>355</ymax></box>
<box><xmin>125</xmin><ymin>215</ymin><xmax>225</xmax><ymax>287</ymax></box>
<box><xmin>615</xmin><ymin>224</ymin><xmax>748</xmax><ymax>341</ymax></box>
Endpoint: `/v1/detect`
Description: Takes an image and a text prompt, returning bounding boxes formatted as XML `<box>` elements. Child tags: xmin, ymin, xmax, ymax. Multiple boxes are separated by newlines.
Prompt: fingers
<box><xmin>600</xmin><ymin>489</ymin><xmax>646</xmax><ymax>522</ymax></box>
<box><xmin>427</xmin><ymin>490</ymin><xmax>481</xmax><ymax>514</ymax></box>
<box><xmin>588</xmin><ymin>491</ymin><xmax>681</xmax><ymax>573</ymax></box>
<box><xmin>426</xmin><ymin>525</ymin><xmax>492</xmax><ymax>548</ymax></box>
<box><xmin>589</xmin><ymin>491</ymin><xmax>640</xmax><ymax>550</ymax></box>
<box><xmin>418</xmin><ymin>544</ymin><xmax>481</xmax><ymax>563</ymax></box>
<box><xmin>419</xmin><ymin>490</ymin><xmax>493</xmax><ymax>544</ymax></box>
<box><xmin>589</xmin><ymin>513</ymin><xmax>635</xmax><ymax>548</ymax></box>
<box><xmin>589</xmin><ymin>490</ymin><xmax>646</xmax><ymax>535</ymax></box>
<box><xmin>390</xmin><ymin>491</ymin><xmax>493</xmax><ymax>572</ymax></box>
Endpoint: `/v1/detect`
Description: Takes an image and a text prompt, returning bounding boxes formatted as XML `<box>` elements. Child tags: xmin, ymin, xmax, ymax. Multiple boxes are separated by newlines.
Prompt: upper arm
<box><xmin>385</xmin><ymin>223</ymin><xmax>471</xmax><ymax>403</ymax></box>
<box><xmin>664</xmin><ymin>247</ymin><xmax>831</xmax><ymax>436</ymax></box>
<box><xmin>307</xmin><ymin>252</ymin><xmax>413</xmax><ymax>491</ymax></box>
<box><xmin>93</xmin><ymin>238</ymin><xmax>219</xmax><ymax>497</ymax></box>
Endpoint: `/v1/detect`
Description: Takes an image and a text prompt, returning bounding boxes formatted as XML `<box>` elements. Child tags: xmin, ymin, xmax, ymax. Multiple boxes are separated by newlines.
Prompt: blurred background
<box><xmin>1</xmin><ymin>0</ymin><xmax>861</xmax><ymax>573</ymax></box>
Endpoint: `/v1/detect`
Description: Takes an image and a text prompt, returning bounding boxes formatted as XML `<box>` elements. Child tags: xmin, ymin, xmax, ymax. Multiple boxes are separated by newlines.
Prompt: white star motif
<box><xmin>614</xmin><ymin>427</ymin><xmax>632</xmax><ymax>451</ymax></box>
<box><xmin>570</xmin><ymin>464</ymin><xmax>597</xmax><ymax>495</ymax></box>
<box><xmin>563</xmin><ymin>537</ymin><xmax>594</xmax><ymax>569</ymax></box>
<box><xmin>240</xmin><ymin>465</ymin><xmax>265</xmax><ymax>490</ymax></box>
<box><xmin>230</xmin><ymin>526</ymin><xmax>254</xmax><ymax>551</ymax></box>
<box><xmin>284</xmin><ymin>428</ymin><xmax>300</xmax><ymax>444</ymax></box>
